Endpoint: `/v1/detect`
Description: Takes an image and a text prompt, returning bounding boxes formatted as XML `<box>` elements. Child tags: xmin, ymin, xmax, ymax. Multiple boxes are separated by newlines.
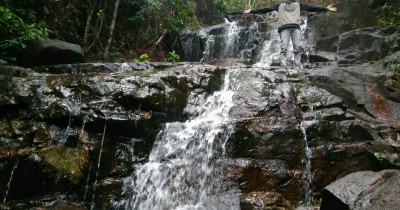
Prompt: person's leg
<box><xmin>291</xmin><ymin>28</ymin><xmax>302</xmax><ymax>68</ymax></box>
<box><xmin>280</xmin><ymin>29</ymin><xmax>290</xmax><ymax>67</ymax></box>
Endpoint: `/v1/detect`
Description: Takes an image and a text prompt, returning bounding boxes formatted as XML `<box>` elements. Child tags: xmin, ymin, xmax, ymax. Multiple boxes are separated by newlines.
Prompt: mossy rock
<box><xmin>33</xmin><ymin>146</ymin><xmax>88</xmax><ymax>185</ymax></box>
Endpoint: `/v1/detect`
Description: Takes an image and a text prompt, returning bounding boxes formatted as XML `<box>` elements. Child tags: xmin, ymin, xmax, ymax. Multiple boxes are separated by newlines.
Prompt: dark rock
<box><xmin>305</xmin><ymin>63</ymin><xmax>400</xmax><ymax>130</ymax></box>
<box><xmin>337</xmin><ymin>27</ymin><xmax>391</xmax><ymax>65</ymax></box>
<box><xmin>320</xmin><ymin>169</ymin><xmax>400</xmax><ymax>210</ymax></box>
<box><xmin>31</xmin><ymin>39</ymin><xmax>86</xmax><ymax>67</ymax></box>
<box><xmin>0</xmin><ymin>65</ymin><xmax>30</xmax><ymax>76</ymax></box>
<box><xmin>308</xmin><ymin>0</ymin><xmax>380</xmax><ymax>44</ymax></box>
<box><xmin>240</xmin><ymin>191</ymin><xmax>293</xmax><ymax>210</ymax></box>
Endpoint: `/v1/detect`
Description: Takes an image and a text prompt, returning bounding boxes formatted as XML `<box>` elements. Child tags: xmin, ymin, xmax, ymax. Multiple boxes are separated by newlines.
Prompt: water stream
<box><xmin>300</xmin><ymin>121</ymin><xmax>313</xmax><ymax>205</ymax></box>
<box><xmin>2</xmin><ymin>160</ymin><xmax>19</xmax><ymax>203</ymax></box>
<box><xmin>114</xmin><ymin>70</ymin><xmax>240</xmax><ymax>210</ymax></box>
<box><xmin>90</xmin><ymin>121</ymin><xmax>107</xmax><ymax>210</ymax></box>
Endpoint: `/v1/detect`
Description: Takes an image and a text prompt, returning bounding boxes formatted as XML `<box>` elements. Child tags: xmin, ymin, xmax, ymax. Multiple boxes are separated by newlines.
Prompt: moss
<box><xmin>36</xmin><ymin>146</ymin><xmax>88</xmax><ymax>184</ymax></box>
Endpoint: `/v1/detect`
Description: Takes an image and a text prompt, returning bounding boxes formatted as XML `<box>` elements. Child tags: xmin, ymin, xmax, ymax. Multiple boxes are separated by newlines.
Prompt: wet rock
<box><xmin>240</xmin><ymin>191</ymin><xmax>293</xmax><ymax>210</ymax></box>
<box><xmin>0</xmin><ymin>196</ymin><xmax>87</xmax><ymax>210</ymax></box>
<box><xmin>86</xmin><ymin>177</ymin><xmax>123</xmax><ymax>210</ymax></box>
<box><xmin>337</xmin><ymin>27</ymin><xmax>392</xmax><ymax>65</ymax></box>
<box><xmin>0</xmin><ymin>65</ymin><xmax>31</xmax><ymax>76</ymax></box>
<box><xmin>320</xmin><ymin>169</ymin><xmax>400</xmax><ymax>210</ymax></box>
<box><xmin>305</xmin><ymin>63</ymin><xmax>400</xmax><ymax>130</ymax></box>
<box><xmin>30</xmin><ymin>146</ymin><xmax>88</xmax><ymax>185</ymax></box>
<box><xmin>308</xmin><ymin>0</ymin><xmax>381</xmax><ymax>44</ymax></box>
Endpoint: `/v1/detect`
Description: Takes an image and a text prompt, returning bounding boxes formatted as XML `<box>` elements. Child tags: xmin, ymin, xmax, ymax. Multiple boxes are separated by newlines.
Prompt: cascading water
<box><xmin>114</xmin><ymin>70</ymin><xmax>240</xmax><ymax>210</ymax></box>
<box><xmin>298</xmin><ymin>97</ymin><xmax>321</xmax><ymax>206</ymax></box>
<box><xmin>300</xmin><ymin>121</ymin><xmax>313</xmax><ymax>205</ymax></box>
<box><xmin>222</xmin><ymin>19</ymin><xmax>240</xmax><ymax>58</ymax></box>
<box><xmin>201</xmin><ymin>35</ymin><xmax>215</xmax><ymax>62</ymax></box>
<box><xmin>200</xmin><ymin>19</ymin><xmax>241</xmax><ymax>62</ymax></box>
<box><xmin>255</xmin><ymin>16</ymin><xmax>309</xmax><ymax>67</ymax></box>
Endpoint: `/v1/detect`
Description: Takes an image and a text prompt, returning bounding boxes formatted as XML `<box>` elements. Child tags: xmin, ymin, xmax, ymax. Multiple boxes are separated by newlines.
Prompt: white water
<box><xmin>114</xmin><ymin>70</ymin><xmax>240</xmax><ymax>210</ymax></box>
<box><xmin>255</xmin><ymin>16</ymin><xmax>309</xmax><ymax>67</ymax></box>
<box><xmin>222</xmin><ymin>19</ymin><xmax>240</xmax><ymax>58</ymax></box>
<box><xmin>3</xmin><ymin>160</ymin><xmax>19</xmax><ymax>203</ymax></box>
<box><xmin>201</xmin><ymin>20</ymin><xmax>240</xmax><ymax>62</ymax></box>
<box><xmin>201</xmin><ymin>35</ymin><xmax>215</xmax><ymax>62</ymax></box>
<box><xmin>300</xmin><ymin>121</ymin><xmax>313</xmax><ymax>205</ymax></box>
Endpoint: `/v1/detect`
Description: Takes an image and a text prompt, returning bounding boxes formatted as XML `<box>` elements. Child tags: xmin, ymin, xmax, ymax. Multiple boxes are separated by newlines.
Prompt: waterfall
<box><xmin>200</xmin><ymin>20</ymin><xmax>241</xmax><ymax>62</ymax></box>
<box><xmin>115</xmin><ymin>70</ymin><xmax>240</xmax><ymax>210</ymax></box>
<box><xmin>201</xmin><ymin>35</ymin><xmax>215</xmax><ymax>62</ymax></box>
<box><xmin>222</xmin><ymin>19</ymin><xmax>240</xmax><ymax>58</ymax></box>
<box><xmin>256</xmin><ymin>16</ymin><xmax>308</xmax><ymax>67</ymax></box>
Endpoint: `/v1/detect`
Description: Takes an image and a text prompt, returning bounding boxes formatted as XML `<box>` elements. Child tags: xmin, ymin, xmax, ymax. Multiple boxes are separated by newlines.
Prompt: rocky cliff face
<box><xmin>0</xmin><ymin>0</ymin><xmax>400</xmax><ymax>209</ymax></box>
<box><xmin>0</xmin><ymin>59</ymin><xmax>399</xmax><ymax>209</ymax></box>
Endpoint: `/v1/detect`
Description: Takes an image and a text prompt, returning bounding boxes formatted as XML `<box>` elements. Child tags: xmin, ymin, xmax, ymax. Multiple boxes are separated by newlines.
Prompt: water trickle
<box><xmin>90</xmin><ymin>121</ymin><xmax>107</xmax><ymax>210</ymax></box>
<box><xmin>115</xmin><ymin>70</ymin><xmax>240</xmax><ymax>210</ymax></box>
<box><xmin>300</xmin><ymin>121</ymin><xmax>313</xmax><ymax>205</ymax></box>
<box><xmin>3</xmin><ymin>160</ymin><xmax>19</xmax><ymax>203</ymax></box>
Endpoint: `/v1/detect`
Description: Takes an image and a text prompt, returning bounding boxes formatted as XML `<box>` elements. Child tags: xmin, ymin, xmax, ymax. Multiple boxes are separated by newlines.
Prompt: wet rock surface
<box><xmin>0</xmin><ymin>60</ymin><xmax>399</xmax><ymax>209</ymax></box>
<box><xmin>320</xmin><ymin>170</ymin><xmax>400</xmax><ymax>210</ymax></box>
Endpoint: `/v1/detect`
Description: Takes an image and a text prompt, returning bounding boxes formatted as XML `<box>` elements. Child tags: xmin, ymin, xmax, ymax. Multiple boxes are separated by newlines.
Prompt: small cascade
<box><xmin>201</xmin><ymin>35</ymin><xmax>215</xmax><ymax>62</ymax></box>
<box><xmin>255</xmin><ymin>16</ymin><xmax>309</xmax><ymax>67</ymax></box>
<box><xmin>254</xmin><ymin>26</ymin><xmax>281</xmax><ymax>67</ymax></box>
<box><xmin>62</xmin><ymin>113</ymin><xmax>73</xmax><ymax>144</ymax></box>
<box><xmin>90</xmin><ymin>121</ymin><xmax>107</xmax><ymax>210</ymax></box>
<box><xmin>298</xmin><ymin>102</ymin><xmax>321</xmax><ymax>206</ymax></box>
<box><xmin>115</xmin><ymin>70</ymin><xmax>240</xmax><ymax>210</ymax></box>
<box><xmin>82</xmin><ymin>115</ymin><xmax>92</xmax><ymax>201</ymax></box>
<box><xmin>222</xmin><ymin>19</ymin><xmax>240</xmax><ymax>58</ymax></box>
<box><xmin>3</xmin><ymin>160</ymin><xmax>19</xmax><ymax>203</ymax></box>
<box><xmin>300</xmin><ymin>121</ymin><xmax>313</xmax><ymax>205</ymax></box>
<box><xmin>200</xmin><ymin>19</ymin><xmax>241</xmax><ymax>62</ymax></box>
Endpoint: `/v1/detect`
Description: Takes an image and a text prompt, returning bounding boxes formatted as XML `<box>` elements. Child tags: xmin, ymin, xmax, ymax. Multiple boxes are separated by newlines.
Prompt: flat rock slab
<box><xmin>320</xmin><ymin>169</ymin><xmax>400</xmax><ymax>210</ymax></box>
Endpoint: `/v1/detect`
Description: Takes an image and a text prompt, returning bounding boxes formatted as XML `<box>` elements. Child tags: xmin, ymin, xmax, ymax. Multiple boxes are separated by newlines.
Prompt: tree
<box><xmin>104</xmin><ymin>0</ymin><xmax>121</xmax><ymax>60</ymax></box>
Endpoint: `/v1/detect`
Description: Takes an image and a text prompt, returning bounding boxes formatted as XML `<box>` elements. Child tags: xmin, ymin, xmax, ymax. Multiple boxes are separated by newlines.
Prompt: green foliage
<box><xmin>128</xmin><ymin>0</ymin><xmax>198</xmax><ymax>42</ymax></box>
<box><xmin>351</xmin><ymin>19</ymin><xmax>359</xmax><ymax>30</ymax></box>
<box><xmin>166</xmin><ymin>50</ymin><xmax>180</xmax><ymax>62</ymax></box>
<box><xmin>374</xmin><ymin>152</ymin><xmax>383</xmax><ymax>161</ymax></box>
<box><xmin>386</xmin><ymin>56</ymin><xmax>400</xmax><ymax>77</ymax></box>
<box><xmin>133</xmin><ymin>53</ymin><xmax>149</xmax><ymax>62</ymax></box>
<box><xmin>97</xmin><ymin>9</ymin><xmax>106</xmax><ymax>22</ymax></box>
<box><xmin>378</xmin><ymin>3</ymin><xmax>400</xmax><ymax>28</ymax></box>
<box><xmin>0</xmin><ymin>6</ymin><xmax>50</xmax><ymax>64</ymax></box>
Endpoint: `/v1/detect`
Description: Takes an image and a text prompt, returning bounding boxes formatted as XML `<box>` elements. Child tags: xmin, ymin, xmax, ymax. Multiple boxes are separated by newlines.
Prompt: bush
<box><xmin>0</xmin><ymin>6</ymin><xmax>50</xmax><ymax>64</ymax></box>
<box><xmin>166</xmin><ymin>50</ymin><xmax>180</xmax><ymax>62</ymax></box>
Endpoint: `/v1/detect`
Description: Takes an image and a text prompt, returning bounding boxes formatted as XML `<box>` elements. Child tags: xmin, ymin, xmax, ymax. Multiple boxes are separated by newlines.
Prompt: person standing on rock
<box><xmin>244</xmin><ymin>0</ymin><xmax>337</xmax><ymax>69</ymax></box>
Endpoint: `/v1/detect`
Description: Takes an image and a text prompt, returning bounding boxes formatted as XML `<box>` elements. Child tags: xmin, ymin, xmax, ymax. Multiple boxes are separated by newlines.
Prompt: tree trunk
<box><xmin>103</xmin><ymin>0</ymin><xmax>120</xmax><ymax>60</ymax></box>
<box><xmin>83</xmin><ymin>0</ymin><xmax>98</xmax><ymax>51</ymax></box>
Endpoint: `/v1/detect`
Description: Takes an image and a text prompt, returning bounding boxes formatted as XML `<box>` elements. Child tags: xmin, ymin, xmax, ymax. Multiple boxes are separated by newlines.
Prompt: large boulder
<box><xmin>28</xmin><ymin>39</ymin><xmax>86</xmax><ymax>67</ymax></box>
<box><xmin>320</xmin><ymin>169</ymin><xmax>400</xmax><ymax>210</ymax></box>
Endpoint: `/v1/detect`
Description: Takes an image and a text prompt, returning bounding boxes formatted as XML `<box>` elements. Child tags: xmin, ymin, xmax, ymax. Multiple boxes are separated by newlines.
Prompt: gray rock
<box><xmin>320</xmin><ymin>169</ymin><xmax>400</xmax><ymax>210</ymax></box>
<box><xmin>337</xmin><ymin>27</ymin><xmax>390</xmax><ymax>65</ymax></box>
